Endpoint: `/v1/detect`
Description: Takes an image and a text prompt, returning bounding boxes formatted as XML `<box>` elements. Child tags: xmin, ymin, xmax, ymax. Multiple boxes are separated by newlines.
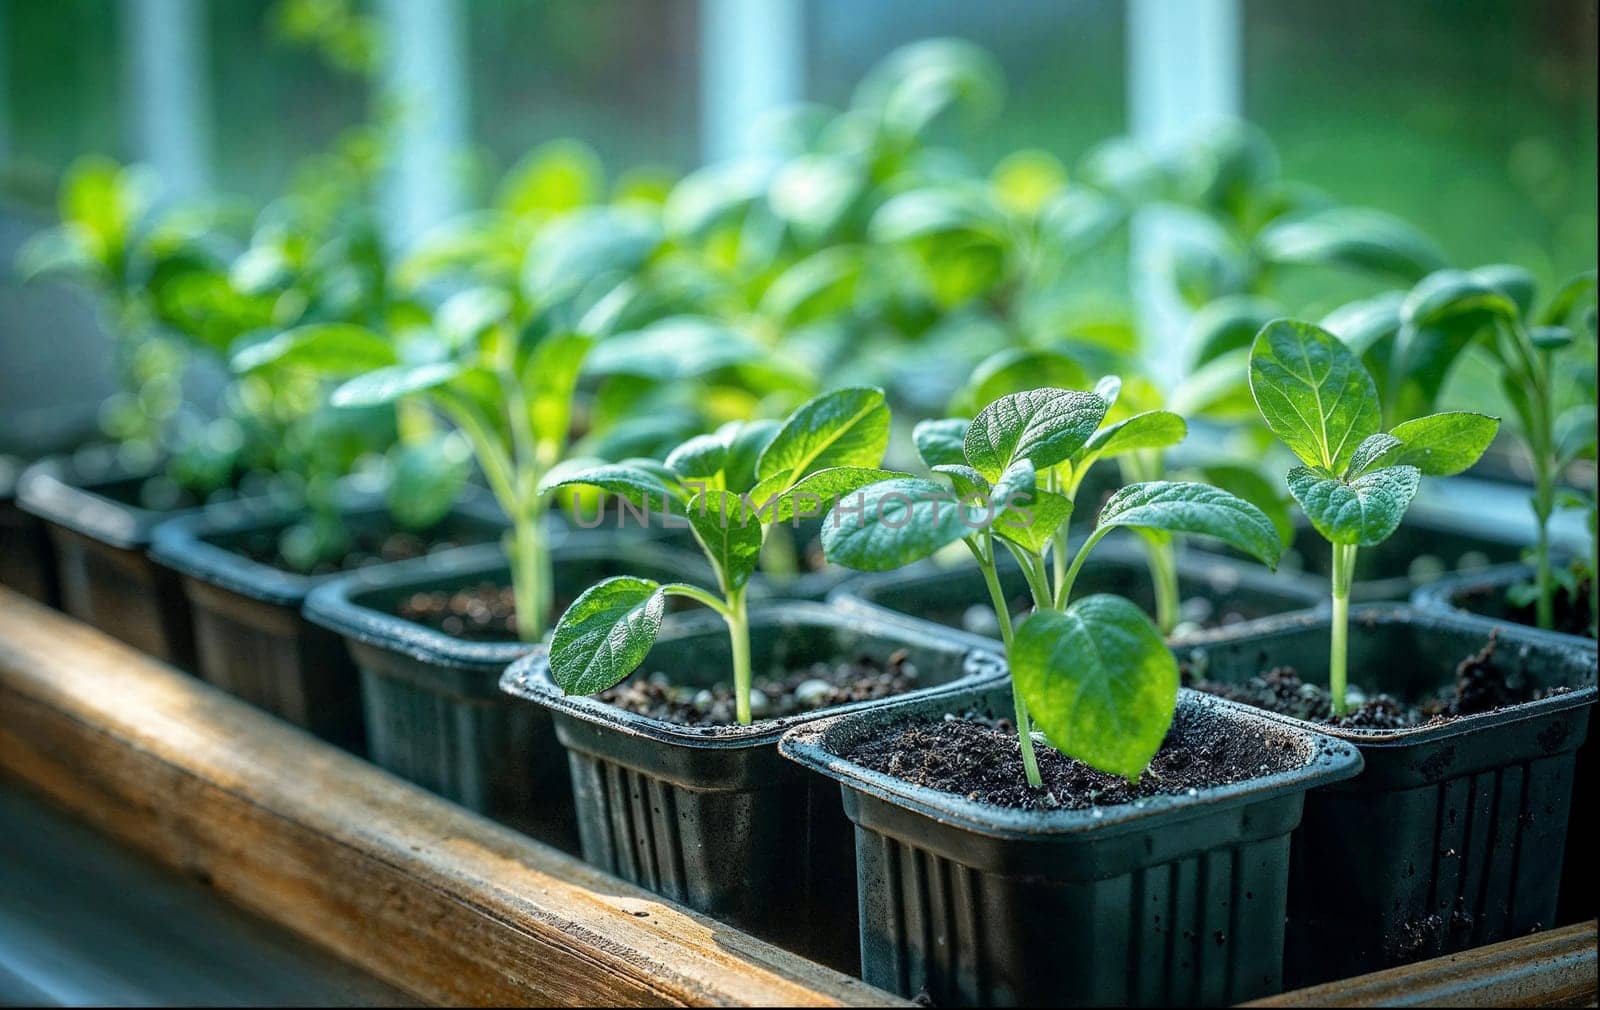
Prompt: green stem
<box><xmin>508</xmin><ymin>513</ymin><xmax>552</xmax><ymax>642</ymax></box>
<box><xmin>973</xmin><ymin>537</ymin><xmax>1043</xmax><ymax>789</ymax></box>
<box><xmin>725</xmin><ymin>589</ymin><xmax>753</xmax><ymax>725</ymax></box>
<box><xmin>1329</xmin><ymin>543</ymin><xmax>1357</xmax><ymax>716</ymax></box>
<box><xmin>1146</xmin><ymin>536</ymin><xmax>1181</xmax><ymax>636</ymax></box>
<box><xmin>1055</xmin><ymin>526</ymin><xmax>1110</xmax><ymax>610</ymax></box>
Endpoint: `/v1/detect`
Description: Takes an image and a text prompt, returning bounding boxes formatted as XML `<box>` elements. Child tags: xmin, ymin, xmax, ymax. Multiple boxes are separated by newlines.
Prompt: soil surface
<box><xmin>1187</xmin><ymin>631</ymin><xmax>1569</xmax><ymax>730</ymax></box>
<box><xmin>233</xmin><ymin>526</ymin><xmax>487</xmax><ymax>577</ymax></box>
<box><xmin>846</xmin><ymin>713</ymin><xmax>1304</xmax><ymax>811</ymax></box>
<box><xmin>398</xmin><ymin>582</ymin><xmax>528</xmax><ymax>641</ymax></box>
<box><xmin>598</xmin><ymin>649</ymin><xmax>920</xmax><ymax>727</ymax></box>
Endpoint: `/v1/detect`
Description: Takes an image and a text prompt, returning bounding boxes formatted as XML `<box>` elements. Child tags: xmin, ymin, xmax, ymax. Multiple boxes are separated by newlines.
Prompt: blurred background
<box><xmin>2</xmin><ymin>0</ymin><xmax>1596</xmax><ymax>452</ymax></box>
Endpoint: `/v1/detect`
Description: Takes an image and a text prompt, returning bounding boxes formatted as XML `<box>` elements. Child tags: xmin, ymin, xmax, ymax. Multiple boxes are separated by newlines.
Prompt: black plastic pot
<box><xmin>16</xmin><ymin>452</ymin><xmax>205</xmax><ymax>667</ymax></box>
<box><xmin>830</xmin><ymin>537</ymin><xmax>1323</xmax><ymax>642</ymax></box>
<box><xmin>499</xmin><ymin>603</ymin><xmax>1007</xmax><ymax>972</ymax></box>
<box><xmin>303</xmin><ymin>538</ymin><xmax>711</xmax><ymax>848</ymax></box>
<box><xmin>1411</xmin><ymin>562</ymin><xmax>1596</xmax><ymax>649</ymax></box>
<box><xmin>1412</xmin><ymin>563</ymin><xmax>1597</xmax><ymax>927</ymax></box>
<box><xmin>1176</xmin><ymin>606</ymin><xmax>1597</xmax><ymax>986</ymax></box>
<box><xmin>0</xmin><ymin>457</ymin><xmax>58</xmax><ymax>605</ymax></box>
<box><xmin>150</xmin><ymin>495</ymin><xmax>509</xmax><ymax>752</ymax></box>
<box><xmin>778</xmin><ymin>684</ymin><xmax>1362</xmax><ymax>1006</ymax></box>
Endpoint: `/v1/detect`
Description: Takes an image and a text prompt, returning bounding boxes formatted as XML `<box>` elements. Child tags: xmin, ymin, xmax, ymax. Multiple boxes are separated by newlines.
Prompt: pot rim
<box><xmin>149</xmin><ymin>488</ymin><xmax>511</xmax><ymax>607</ymax></box>
<box><xmin>15</xmin><ymin>450</ymin><xmax>195</xmax><ymax>549</ymax></box>
<box><xmin>778</xmin><ymin>684</ymin><xmax>1364</xmax><ymax>841</ymax></box>
<box><xmin>303</xmin><ymin>538</ymin><xmax>716</xmax><ymax>671</ymax></box>
<box><xmin>1173</xmin><ymin>603</ymin><xmax>1599</xmax><ymax>747</ymax></box>
<box><xmin>500</xmin><ymin>601</ymin><xmax>1009</xmax><ymax>752</ymax></box>
<box><xmin>1410</xmin><ymin>561</ymin><xmax>1597</xmax><ymax>652</ymax></box>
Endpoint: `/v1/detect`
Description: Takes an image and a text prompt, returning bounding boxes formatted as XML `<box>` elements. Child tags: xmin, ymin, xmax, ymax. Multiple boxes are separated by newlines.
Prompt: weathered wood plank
<box><xmin>1248</xmin><ymin>920</ymin><xmax>1598</xmax><ymax>1008</ymax></box>
<box><xmin>0</xmin><ymin>587</ymin><xmax>904</xmax><ymax>1007</ymax></box>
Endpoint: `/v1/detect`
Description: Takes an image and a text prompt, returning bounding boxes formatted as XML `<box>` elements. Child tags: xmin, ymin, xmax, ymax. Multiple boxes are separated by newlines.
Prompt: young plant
<box><xmin>1247</xmin><ymin>319</ymin><xmax>1500</xmax><ymax>715</ymax></box>
<box><xmin>1396</xmin><ymin>268</ymin><xmax>1596</xmax><ymax>632</ymax></box>
<box><xmin>823</xmin><ymin>385</ymin><xmax>1282</xmax><ymax>784</ymax></box>
<box><xmin>540</xmin><ymin>387</ymin><xmax>903</xmax><ymax>723</ymax></box>
<box><xmin>947</xmin><ymin>316</ymin><xmax>1292</xmax><ymax>636</ymax></box>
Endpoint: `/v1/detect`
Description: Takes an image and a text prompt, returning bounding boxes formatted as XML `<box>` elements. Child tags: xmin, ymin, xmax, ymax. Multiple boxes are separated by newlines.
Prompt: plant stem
<box><xmin>509</xmin><ymin>511</ymin><xmax>551</xmax><ymax>642</ymax></box>
<box><xmin>725</xmin><ymin>588</ymin><xmax>753</xmax><ymax>725</ymax></box>
<box><xmin>973</xmin><ymin>538</ymin><xmax>1043</xmax><ymax>789</ymax></box>
<box><xmin>1329</xmin><ymin>542</ymin><xmax>1357</xmax><ymax>716</ymax></box>
<box><xmin>1146</xmin><ymin>536</ymin><xmax>1181</xmax><ymax>635</ymax></box>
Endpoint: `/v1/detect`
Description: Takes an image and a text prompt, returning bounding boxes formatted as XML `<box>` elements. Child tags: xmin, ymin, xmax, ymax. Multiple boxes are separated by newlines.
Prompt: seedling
<box><xmin>1247</xmin><ymin>319</ymin><xmax>1499</xmax><ymax>715</ymax></box>
<box><xmin>823</xmin><ymin>385</ymin><xmax>1282</xmax><ymax>784</ymax></box>
<box><xmin>1392</xmin><ymin>268</ymin><xmax>1596</xmax><ymax>633</ymax></box>
<box><xmin>946</xmin><ymin>299</ymin><xmax>1293</xmax><ymax>636</ymax></box>
<box><xmin>540</xmin><ymin>387</ymin><xmax>902</xmax><ymax>723</ymax></box>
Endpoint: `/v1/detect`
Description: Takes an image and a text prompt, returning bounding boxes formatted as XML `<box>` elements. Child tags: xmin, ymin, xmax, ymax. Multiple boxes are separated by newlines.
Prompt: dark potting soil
<box><xmin>1186</xmin><ymin>631</ymin><xmax>1569</xmax><ymax>730</ymax></box>
<box><xmin>397</xmin><ymin>581</ymin><xmax>525</xmax><ymax>641</ymax></box>
<box><xmin>846</xmin><ymin>712</ymin><xmax>1305</xmax><ymax>811</ymax></box>
<box><xmin>597</xmin><ymin>649</ymin><xmax>921</xmax><ymax>728</ymax></box>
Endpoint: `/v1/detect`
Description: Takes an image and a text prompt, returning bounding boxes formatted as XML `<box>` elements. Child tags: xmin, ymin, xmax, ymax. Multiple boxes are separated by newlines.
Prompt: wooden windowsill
<box><xmin>0</xmin><ymin>585</ymin><xmax>1592</xmax><ymax>1007</ymax></box>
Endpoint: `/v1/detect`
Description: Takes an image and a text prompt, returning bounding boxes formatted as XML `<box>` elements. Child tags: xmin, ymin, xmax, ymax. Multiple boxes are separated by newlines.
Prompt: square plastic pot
<box><xmin>1176</xmin><ymin>605</ymin><xmax>1597</xmax><ymax>986</ymax></box>
<box><xmin>303</xmin><ymin>538</ymin><xmax>712</xmax><ymax>848</ymax></box>
<box><xmin>149</xmin><ymin>493</ymin><xmax>510</xmax><ymax>752</ymax></box>
<box><xmin>499</xmin><ymin>604</ymin><xmax>1008</xmax><ymax>973</ymax></box>
<box><xmin>829</xmin><ymin>537</ymin><xmax>1323</xmax><ymax>643</ymax></box>
<box><xmin>1</xmin><ymin>458</ymin><xmax>58</xmax><ymax>605</ymax></box>
<box><xmin>16</xmin><ymin>452</ymin><xmax>205</xmax><ymax>667</ymax></box>
<box><xmin>1412</xmin><ymin>563</ymin><xmax>1597</xmax><ymax>927</ymax></box>
<box><xmin>778</xmin><ymin>684</ymin><xmax>1362</xmax><ymax>1006</ymax></box>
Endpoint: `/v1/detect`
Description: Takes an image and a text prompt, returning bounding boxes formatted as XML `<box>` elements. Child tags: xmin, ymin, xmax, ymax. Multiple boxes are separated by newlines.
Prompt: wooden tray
<box><xmin>0</xmin><ymin>587</ymin><xmax>1592</xmax><ymax>1007</ymax></box>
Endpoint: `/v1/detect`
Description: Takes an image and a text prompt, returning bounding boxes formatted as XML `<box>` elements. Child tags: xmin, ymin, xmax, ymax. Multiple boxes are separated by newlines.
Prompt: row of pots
<box><xmin>2</xmin><ymin>452</ymin><xmax>1595</xmax><ymax>1006</ymax></box>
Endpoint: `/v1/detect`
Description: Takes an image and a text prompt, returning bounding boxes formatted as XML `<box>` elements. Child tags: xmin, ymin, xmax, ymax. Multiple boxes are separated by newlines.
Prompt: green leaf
<box><xmin>1530</xmin><ymin>326</ymin><xmax>1573</xmax><ymax>351</ymax></box>
<box><xmin>1097</xmin><ymin>481</ymin><xmax>1282</xmax><ymax>568</ymax></box>
<box><xmin>1471</xmin><ymin>264</ymin><xmax>1539</xmax><ymax>319</ymax></box>
<box><xmin>1199</xmin><ymin>464</ymin><xmax>1295</xmax><ymax>547</ymax></box>
<box><xmin>1255</xmin><ymin>208</ymin><xmax>1446</xmax><ymax>282</ymax></box>
<box><xmin>522</xmin><ymin>206</ymin><xmax>660</xmax><ymax>304</ymax></box>
<box><xmin>1248</xmin><ymin>319</ymin><xmax>1381</xmax><ymax>473</ymax></box>
<box><xmin>758</xmin><ymin>246</ymin><xmax>863</xmax><ymax>327</ymax></box>
<box><xmin>1556</xmin><ymin>406</ymin><xmax>1597</xmax><ymax>465</ymax></box>
<box><xmin>685</xmin><ymin>490</ymin><xmax>764</xmax><ymax>591</ymax></box>
<box><xmin>756</xmin><ymin>386</ymin><xmax>890</xmax><ymax>486</ymax></box>
<box><xmin>1538</xmin><ymin>271</ymin><xmax>1597</xmax><ymax>327</ymax></box>
<box><xmin>994</xmin><ymin>484</ymin><xmax>1074</xmax><ymax>555</ymax></box>
<box><xmin>855</xmin><ymin>38</ymin><xmax>1004</xmax><ymax>139</ymax></box>
<box><xmin>1012</xmin><ymin>597</ymin><xmax>1179</xmax><ymax>781</ymax></box>
<box><xmin>539</xmin><ymin>463</ymin><xmax>685</xmax><ymax>513</ymax></box>
<box><xmin>1347</xmin><ymin>433</ymin><xmax>1403</xmax><ymax>477</ymax></box>
<box><xmin>548</xmin><ymin>577</ymin><xmax>667</xmax><ymax>695</ymax></box>
<box><xmin>820</xmin><ymin>477</ymin><xmax>974</xmax><ymax>572</ymax></box>
<box><xmin>913</xmin><ymin>417</ymin><xmax>971</xmax><ymax>468</ymax></box>
<box><xmin>748</xmin><ymin>466</ymin><xmax>908</xmax><ymax>527</ymax></box>
<box><xmin>525</xmin><ymin>332</ymin><xmax>596</xmax><ymax>450</ymax></box>
<box><xmin>1378</xmin><ymin>411</ymin><xmax>1500</xmax><ymax>477</ymax></box>
<box><xmin>949</xmin><ymin>347</ymin><xmax>1090</xmax><ymax>417</ymax></box>
<box><xmin>721</xmin><ymin>419</ymin><xmax>781</xmax><ymax>494</ymax></box>
<box><xmin>230</xmin><ymin>323</ymin><xmax>399</xmax><ymax>375</ymax></box>
<box><xmin>1076</xmin><ymin>410</ymin><xmax>1187</xmax><ymax>462</ymax></box>
<box><xmin>665</xmin><ymin>433</ymin><xmax>729</xmax><ymax>484</ymax></box>
<box><xmin>331</xmin><ymin>362</ymin><xmax>465</xmax><ymax>407</ymax></box>
<box><xmin>1287</xmin><ymin>464</ymin><xmax>1420</xmax><ymax>547</ymax></box>
<box><xmin>963</xmin><ymin>387</ymin><xmax>1109</xmax><ymax>483</ymax></box>
<box><xmin>436</xmin><ymin>287</ymin><xmax>514</xmax><ymax>348</ymax></box>
<box><xmin>932</xmin><ymin>463</ymin><xmax>990</xmax><ymax>500</ymax></box>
